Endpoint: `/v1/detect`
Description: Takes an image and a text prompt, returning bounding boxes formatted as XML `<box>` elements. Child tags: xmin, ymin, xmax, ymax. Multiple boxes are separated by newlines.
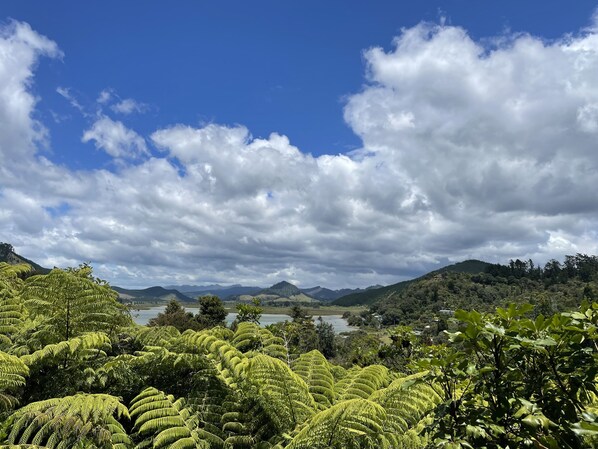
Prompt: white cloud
<box><xmin>4</xmin><ymin>19</ymin><xmax>598</xmax><ymax>289</ymax></box>
<box><xmin>56</xmin><ymin>86</ymin><xmax>85</xmax><ymax>112</ymax></box>
<box><xmin>97</xmin><ymin>89</ymin><xmax>113</xmax><ymax>104</ymax></box>
<box><xmin>82</xmin><ymin>116</ymin><xmax>148</xmax><ymax>159</ymax></box>
<box><xmin>111</xmin><ymin>98</ymin><xmax>147</xmax><ymax>115</ymax></box>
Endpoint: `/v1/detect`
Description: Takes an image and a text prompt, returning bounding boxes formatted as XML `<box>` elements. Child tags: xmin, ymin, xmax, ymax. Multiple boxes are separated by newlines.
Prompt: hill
<box><xmin>259</xmin><ymin>281</ymin><xmax>302</xmax><ymax>297</ymax></box>
<box><xmin>184</xmin><ymin>286</ymin><xmax>262</xmax><ymax>300</ymax></box>
<box><xmin>164</xmin><ymin>283</ymin><xmax>262</xmax><ymax>297</ymax></box>
<box><xmin>0</xmin><ymin>242</ymin><xmax>50</xmax><ymax>274</ymax></box>
<box><xmin>300</xmin><ymin>286</ymin><xmax>366</xmax><ymax>301</ymax></box>
<box><xmin>112</xmin><ymin>286</ymin><xmax>194</xmax><ymax>303</ymax></box>
<box><xmin>332</xmin><ymin>259</ymin><xmax>491</xmax><ymax>306</ymax></box>
<box><xmin>236</xmin><ymin>280</ymin><xmax>319</xmax><ymax>305</ymax></box>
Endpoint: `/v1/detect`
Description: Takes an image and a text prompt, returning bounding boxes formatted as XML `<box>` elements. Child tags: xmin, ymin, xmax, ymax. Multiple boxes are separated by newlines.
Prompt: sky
<box><xmin>1</xmin><ymin>1</ymin><xmax>598</xmax><ymax>289</ymax></box>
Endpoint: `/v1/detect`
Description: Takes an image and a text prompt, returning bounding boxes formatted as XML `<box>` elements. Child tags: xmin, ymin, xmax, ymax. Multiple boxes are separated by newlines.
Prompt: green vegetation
<box><xmin>333</xmin><ymin>259</ymin><xmax>491</xmax><ymax>306</ymax></box>
<box><xmin>149</xmin><ymin>295</ymin><xmax>228</xmax><ymax>331</ymax></box>
<box><xmin>0</xmin><ymin>259</ymin><xmax>596</xmax><ymax>448</ymax></box>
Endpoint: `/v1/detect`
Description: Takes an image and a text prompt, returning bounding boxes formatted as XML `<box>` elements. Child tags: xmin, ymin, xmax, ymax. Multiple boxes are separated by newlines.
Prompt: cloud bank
<box><xmin>2</xmin><ymin>18</ymin><xmax>598</xmax><ymax>288</ymax></box>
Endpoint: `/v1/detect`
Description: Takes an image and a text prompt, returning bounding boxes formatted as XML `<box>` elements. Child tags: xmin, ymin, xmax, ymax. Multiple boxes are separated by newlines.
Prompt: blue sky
<box><xmin>2</xmin><ymin>1</ymin><xmax>598</xmax><ymax>288</ymax></box>
<box><xmin>4</xmin><ymin>1</ymin><xmax>597</xmax><ymax>167</ymax></box>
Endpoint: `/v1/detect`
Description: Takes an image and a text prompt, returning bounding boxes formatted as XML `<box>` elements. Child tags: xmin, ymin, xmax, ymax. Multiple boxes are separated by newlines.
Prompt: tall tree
<box><xmin>21</xmin><ymin>265</ymin><xmax>131</xmax><ymax>343</ymax></box>
<box><xmin>195</xmin><ymin>295</ymin><xmax>227</xmax><ymax>329</ymax></box>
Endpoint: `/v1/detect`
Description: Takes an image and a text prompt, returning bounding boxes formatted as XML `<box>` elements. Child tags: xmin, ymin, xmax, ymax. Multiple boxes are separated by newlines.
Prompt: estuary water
<box><xmin>132</xmin><ymin>306</ymin><xmax>356</xmax><ymax>333</ymax></box>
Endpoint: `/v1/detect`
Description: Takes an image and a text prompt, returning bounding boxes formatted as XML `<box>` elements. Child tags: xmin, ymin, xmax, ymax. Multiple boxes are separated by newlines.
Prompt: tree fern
<box><xmin>369</xmin><ymin>372</ymin><xmax>442</xmax><ymax>448</ymax></box>
<box><xmin>0</xmin><ymin>351</ymin><xmax>28</xmax><ymax>411</ymax></box>
<box><xmin>0</xmin><ymin>263</ymin><xmax>29</xmax><ymax>348</ymax></box>
<box><xmin>245</xmin><ymin>354</ymin><xmax>316</xmax><ymax>434</ymax></box>
<box><xmin>1</xmin><ymin>393</ymin><xmax>130</xmax><ymax>449</ymax></box>
<box><xmin>291</xmin><ymin>350</ymin><xmax>335</xmax><ymax>408</ymax></box>
<box><xmin>334</xmin><ymin>365</ymin><xmax>390</xmax><ymax>402</ymax></box>
<box><xmin>22</xmin><ymin>268</ymin><xmax>131</xmax><ymax>343</ymax></box>
<box><xmin>232</xmin><ymin>323</ymin><xmax>287</xmax><ymax>360</ymax></box>
<box><xmin>130</xmin><ymin>325</ymin><xmax>181</xmax><ymax>349</ymax></box>
<box><xmin>129</xmin><ymin>387</ymin><xmax>211</xmax><ymax>449</ymax></box>
<box><xmin>283</xmin><ymin>398</ymin><xmax>388</xmax><ymax>449</ymax></box>
<box><xmin>183</xmin><ymin>331</ymin><xmax>248</xmax><ymax>388</ymax></box>
<box><xmin>20</xmin><ymin>332</ymin><xmax>111</xmax><ymax>367</ymax></box>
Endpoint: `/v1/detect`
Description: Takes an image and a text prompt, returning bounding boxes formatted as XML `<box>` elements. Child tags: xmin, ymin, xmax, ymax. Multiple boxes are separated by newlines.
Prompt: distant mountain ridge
<box><xmin>300</xmin><ymin>286</ymin><xmax>372</xmax><ymax>301</ymax></box>
<box><xmin>112</xmin><ymin>286</ymin><xmax>194</xmax><ymax>303</ymax></box>
<box><xmin>332</xmin><ymin>259</ymin><xmax>491</xmax><ymax>306</ymax></box>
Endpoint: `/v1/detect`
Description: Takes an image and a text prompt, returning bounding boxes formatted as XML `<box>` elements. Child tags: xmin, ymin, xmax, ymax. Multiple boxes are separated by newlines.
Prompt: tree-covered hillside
<box><xmin>369</xmin><ymin>254</ymin><xmax>598</xmax><ymax>328</ymax></box>
<box><xmin>333</xmin><ymin>259</ymin><xmax>491</xmax><ymax>306</ymax></box>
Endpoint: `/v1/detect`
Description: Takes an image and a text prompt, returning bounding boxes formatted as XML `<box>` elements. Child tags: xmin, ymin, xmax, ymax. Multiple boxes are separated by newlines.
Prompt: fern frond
<box><xmin>130</xmin><ymin>387</ymin><xmax>209</xmax><ymax>449</ymax></box>
<box><xmin>130</xmin><ymin>325</ymin><xmax>181</xmax><ymax>348</ymax></box>
<box><xmin>183</xmin><ymin>331</ymin><xmax>248</xmax><ymax>388</ymax></box>
<box><xmin>20</xmin><ymin>332</ymin><xmax>111</xmax><ymax>367</ymax></box>
<box><xmin>285</xmin><ymin>398</ymin><xmax>388</xmax><ymax>449</ymax></box>
<box><xmin>2</xmin><ymin>393</ymin><xmax>130</xmax><ymax>448</ymax></box>
<box><xmin>246</xmin><ymin>354</ymin><xmax>316</xmax><ymax>433</ymax></box>
<box><xmin>0</xmin><ymin>351</ymin><xmax>29</xmax><ymax>411</ymax></box>
<box><xmin>22</xmin><ymin>268</ymin><xmax>131</xmax><ymax>343</ymax></box>
<box><xmin>232</xmin><ymin>322</ymin><xmax>287</xmax><ymax>360</ymax></box>
<box><xmin>334</xmin><ymin>365</ymin><xmax>390</xmax><ymax>402</ymax></box>
<box><xmin>370</xmin><ymin>372</ymin><xmax>442</xmax><ymax>447</ymax></box>
<box><xmin>291</xmin><ymin>350</ymin><xmax>335</xmax><ymax>408</ymax></box>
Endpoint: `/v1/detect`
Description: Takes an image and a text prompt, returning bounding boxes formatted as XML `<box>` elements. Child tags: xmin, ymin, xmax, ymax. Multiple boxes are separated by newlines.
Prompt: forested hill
<box><xmin>333</xmin><ymin>259</ymin><xmax>490</xmax><ymax>306</ymax></box>
<box><xmin>0</xmin><ymin>242</ymin><xmax>50</xmax><ymax>274</ymax></box>
<box><xmin>367</xmin><ymin>254</ymin><xmax>598</xmax><ymax>327</ymax></box>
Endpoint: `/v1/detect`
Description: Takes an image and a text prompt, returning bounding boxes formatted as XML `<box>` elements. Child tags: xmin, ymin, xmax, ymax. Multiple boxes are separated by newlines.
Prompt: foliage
<box><xmin>21</xmin><ymin>267</ymin><xmax>131</xmax><ymax>343</ymax></box>
<box><xmin>129</xmin><ymin>387</ymin><xmax>211</xmax><ymax>449</ymax></box>
<box><xmin>235</xmin><ymin>297</ymin><xmax>263</xmax><ymax>325</ymax></box>
<box><xmin>416</xmin><ymin>302</ymin><xmax>598</xmax><ymax>448</ymax></box>
<box><xmin>196</xmin><ymin>294</ymin><xmax>228</xmax><ymax>329</ymax></box>
<box><xmin>0</xmin><ymin>351</ymin><xmax>28</xmax><ymax>411</ymax></box>
<box><xmin>149</xmin><ymin>299</ymin><xmax>199</xmax><ymax>331</ymax></box>
<box><xmin>0</xmin><ymin>393</ymin><xmax>130</xmax><ymax>448</ymax></box>
<box><xmin>1</xmin><ymin>259</ymin><xmax>596</xmax><ymax>449</ymax></box>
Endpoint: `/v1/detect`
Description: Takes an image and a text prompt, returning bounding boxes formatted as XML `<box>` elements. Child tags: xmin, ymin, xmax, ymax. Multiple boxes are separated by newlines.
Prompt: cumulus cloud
<box><xmin>82</xmin><ymin>116</ymin><xmax>148</xmax><ymax>159</ymax></box>
<box><xmin>4</xmin><ymin>18</ymin><xmax>598</xmax><ymax>288</ymax></box>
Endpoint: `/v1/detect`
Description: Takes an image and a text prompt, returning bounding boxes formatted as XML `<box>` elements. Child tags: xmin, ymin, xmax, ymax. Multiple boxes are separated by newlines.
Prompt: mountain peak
<box><xmin>261</xmin><ymin>280</ymin><xmax>301</xmax><ymax>297</ymax></box>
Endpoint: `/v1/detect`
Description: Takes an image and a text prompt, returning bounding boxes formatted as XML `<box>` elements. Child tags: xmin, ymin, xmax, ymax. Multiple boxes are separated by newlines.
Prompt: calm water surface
<box><xmin>132</xmin><ymin>306</ymin><xmax>356</xmax><ymax>333</ymax></box>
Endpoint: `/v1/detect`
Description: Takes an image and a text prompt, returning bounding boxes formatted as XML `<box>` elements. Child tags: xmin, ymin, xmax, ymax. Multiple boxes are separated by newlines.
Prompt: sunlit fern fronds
<box><xmin>2</xmin><ymin>393</ymin><xmax>130</xmax><ymax>449</ymax></box>
<box><xmin>334</xmin><ymin>364</ymin><xmax>390</xmax><ymax>402</ymax></box>
<box><xmin>283</xmin><ymin>398</ymin><xmax>388</xmax><ymax>449</ymax></box>
<box><xmin>0</xmin><ymin>286</ymin><xmax>25</xmax><ymax>349</ymax></box>
<box><xmin>186</xmin><ymin>363</ymin><xmax>235</xmax><ymax>448</ymax></box>
<box><xmin>0</xmin><ymin>263</ymin><xmax>30</xmax><ymax>349</ymax></box>
<box><xmin>329</xmin><ymin>364</ymin><xmax>347</xmax><ymax>382</ymax></box>
<box><xmin>183</xmin><ymin>331</ymin><xmax>248</xmax><ymax>388</ymax></box>
<box><xmin>291</xmin><ymin>350</ymin><xmax>335</xmax><ymax>409</ymax></box>
<box><xmin>231</xmin><ymin>322</ymin><xmax>287</xmax><ymax>360</ymax></box>
<box><xmin>20</xmin><ymin>332</ymin><xmax>111</xmax><ymax>368</ymax></box>
<box><xmin>245</xmin><ymin>354</ymin><xmax>316</xmax><ymax>434</ymax></box>
<box><xmin>129</xmin><ymin>387</ymin><xmax>211</xmax><ymax>449</ymax></box>
<box><xmin>370</xmin><ymin>372</ymin><xmax>442</xmax><ymax>448</ymax></box>
<box><xmin>0</xmin><ymin>262</ymin><xmax>33</xmax><ymax>283</ymax></box>
<box><xmin>22</xmin><ymin>269</ymin><xmax>131</xmax><ymax>342</ymax></box>
<box><xmin>129</xmin><ymin>325</ymin><xmax>181</xmax><ymax>348</ymax></box>
<box><xmin>203</xmin><ymin>326</ymin><xmax>233</xmax><ymax>341</ymax></box>
<box><xmin>0</xmin><ymin>351</ymin><xmax>29</xmax><ymax>411</ymax></box>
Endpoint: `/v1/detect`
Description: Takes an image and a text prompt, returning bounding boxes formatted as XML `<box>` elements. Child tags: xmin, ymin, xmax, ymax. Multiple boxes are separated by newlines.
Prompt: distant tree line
<box><xmin>485</xmin><ymin>253</ymin><xmax>598</xmax><ymax>283</ymax></box>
